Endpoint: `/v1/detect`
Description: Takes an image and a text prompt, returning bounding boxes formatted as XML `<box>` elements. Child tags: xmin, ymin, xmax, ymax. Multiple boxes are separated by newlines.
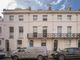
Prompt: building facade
<box><xmin>0</xmin><ymin>8</ymin><xmax>80</xmax><ymax>52</ymax></box>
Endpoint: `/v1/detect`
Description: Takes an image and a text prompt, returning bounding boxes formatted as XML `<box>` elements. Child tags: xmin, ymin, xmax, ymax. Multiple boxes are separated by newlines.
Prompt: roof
<box><xmin>2</xmin><ymin>9</ymin><xmax>80</xmax><ymax>14</ymax></box>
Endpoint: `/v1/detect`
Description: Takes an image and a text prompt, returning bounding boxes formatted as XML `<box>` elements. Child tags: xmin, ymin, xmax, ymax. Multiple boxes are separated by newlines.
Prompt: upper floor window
<box><xmin>33</xmin><ymin>15</ymin><xmax>38</xmax><ymax>21</ymax></box>
<box><xmin>17</xmin><ymin>40</ymin><xmax>22</xmax><ymax>45</ymax></box>
<box><xmin>57</xmin><ymin>15</ymin><xmax>62</xmax><ymax>20</ymax></box>
<box><xmin>33</xmin><ymin>26</ymin><xmax>37</xmax><ymax>32</ymax></box>
<box><xmin>57</xmin><ymin>26</ymin><xmax>62</xmax><ymax>33</ymax></box>
<box><xmin>43</xmin><ymin>15</ymin><xmax>47</xmax><ymax>21</ymax></box>
<box><xmin>9</xmin><ymin>27</ymin><xmax>14</xmax><ymax>39</ymax></box>
<box><xmin>67</xmin><ymin>15</ymin><xmax>72</xmax><ymax>20</ymax></box>
<box><xmin>0</xmin><ymin>27</ymin><xmax>2</xmax><ymax>34</ymax></box>
<box><xmin>57</xmin><ymin>26</ymin><xmax>62</xmax><ymax>37</ymax></box>
<box><xmin>0</xmin><ymin>40</ymin><xmax>1</xmax><ymax>45</ymax></box>
<box><xmin>19</xmin><ymin>15</ymin><xmax>24</xmax><ymax>21</ymax></box>
<box><xmin>9</xmin><ymin>15</ymin><xmax>14</xmax><ymax>21</ymax></box>
<box><xmin>9</xmin><ymin>27</ymin><xmax>14</xmax><ymax>33</ymax></box>
<box><xmin>19</xmin><ymin>26</ymin><xmax>23</xmax><ymax>33</ymax></box>
<box><xmin>67</xmin><ymin>26</ymin><xmax>72</xmax><ymax>33</ymax></box>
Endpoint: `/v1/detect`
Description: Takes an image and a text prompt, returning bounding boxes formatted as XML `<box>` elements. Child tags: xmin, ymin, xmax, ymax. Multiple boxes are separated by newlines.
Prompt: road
<box><xmin>0</xmin><ymin>58</ymin><xmax>80</xmax><ymax>60</ymax></box>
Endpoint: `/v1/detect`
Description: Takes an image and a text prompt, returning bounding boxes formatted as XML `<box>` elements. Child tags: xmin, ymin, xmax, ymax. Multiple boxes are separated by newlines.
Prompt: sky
<box><xmin>0</xmin><ymin>0</ymin><xmax>80</xmax><ymax>16</ymax></box>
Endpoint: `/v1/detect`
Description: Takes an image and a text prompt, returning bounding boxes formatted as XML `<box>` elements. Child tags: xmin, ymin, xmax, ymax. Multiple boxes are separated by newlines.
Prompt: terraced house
<box><xmin>0</xmin><ymin>7</ymin><xmax>80</xmax><ymax>52</ymax></box>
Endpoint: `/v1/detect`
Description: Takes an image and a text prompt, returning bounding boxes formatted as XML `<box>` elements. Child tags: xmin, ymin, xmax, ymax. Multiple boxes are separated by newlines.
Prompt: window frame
<box><xmin>19</xmin><ymin>15</ymin><xmax>24</xmax><ymax>21</ymax></box>
<box><xmin>17</xmin><ymin>40</ymin><xmax>22</xmax><ymax>45</ymax></box>
<box><xmin>43</xmin><ymin>15</ymin><xmax>48</xmax><ymax>21</ymax></box>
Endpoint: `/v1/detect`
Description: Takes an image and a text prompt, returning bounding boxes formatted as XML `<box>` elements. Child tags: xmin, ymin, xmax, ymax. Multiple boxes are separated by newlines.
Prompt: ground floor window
<box><xmin>29</xmin><ymin>40</ymin><xmax>33</xmax><ymax>47</ymax></box>
<box><xmin>78</xmin><ymin>40</ymin><xmax>80</xmax><ymax>47</ymax></box>
<box><xmin>41</xmin><ymin>40</ymin><xmax>46</xmax><ymax>46</ymax></box>
<box><xmin>17</xmin><ymin>40</ymin><xmax>22</xmax><ymax>45</ymax></box>
<box><xmin>0</xmin><ymin>40</ymin><xmax>1</xmax><ymax>45</ymax></box>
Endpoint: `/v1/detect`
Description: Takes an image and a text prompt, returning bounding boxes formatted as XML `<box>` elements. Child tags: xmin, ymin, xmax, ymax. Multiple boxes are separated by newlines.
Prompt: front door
<box><xmin>54</xmin><ymin>40</ymin><xmax>58</xmax><ymax>51</ymax></box>
<box><xmin>5</xmin><ymin>40</ymin><xmax>10</xmax><ymax>51</ymax></box>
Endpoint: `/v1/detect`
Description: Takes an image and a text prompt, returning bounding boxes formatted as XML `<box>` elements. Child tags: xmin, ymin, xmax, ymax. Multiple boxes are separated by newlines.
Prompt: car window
<box><xmin>18</xmin><ymin>49</ymin><xmax>25</xmax><ymax>52</ymax></box>
<box><xmin>67</xmin><ymin>48</ymin><xmax>74</xmax><ymax>53</ymax></box>
<box><xmin>63</xmin><ymin>48</ymin><xmax>67</xmax><ymax>52</ymax></box>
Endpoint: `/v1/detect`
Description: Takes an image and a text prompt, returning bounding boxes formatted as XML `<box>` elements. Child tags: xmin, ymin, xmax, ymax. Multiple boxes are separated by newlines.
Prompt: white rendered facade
<box><xmin>1</xmin><ymin>9</ymin><xmax>80</xmax><ymax>52</ymax></box>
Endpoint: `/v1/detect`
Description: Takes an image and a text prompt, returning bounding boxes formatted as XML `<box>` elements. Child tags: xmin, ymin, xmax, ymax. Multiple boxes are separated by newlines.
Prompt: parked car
<box><xmin>51</xmin><ymin>47</ymin><xmax>80</xmax><ymax>60</ymax></box>
<box><xmin>11</xmin><ymin>47</ymin><xmax>48</xmax><ymax>60</ymax></box>
<box><xmin>0</xmin><ymin>48</ymin><xmax>6</xmax><ymax>58</ymax></box>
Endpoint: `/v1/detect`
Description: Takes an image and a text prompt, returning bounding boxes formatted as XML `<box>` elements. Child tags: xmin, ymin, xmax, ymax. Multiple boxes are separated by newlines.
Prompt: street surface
<box><xmin>0</xmin><ymin>58</ymin><xmax>80</xmax><ymax>60</ymax></box>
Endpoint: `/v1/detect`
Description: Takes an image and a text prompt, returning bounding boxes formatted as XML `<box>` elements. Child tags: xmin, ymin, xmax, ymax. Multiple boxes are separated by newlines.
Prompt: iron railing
<box><xmin>27</xmin><ymin>33</ymin><xmax>80</xmax><ymax>39</ymax></box>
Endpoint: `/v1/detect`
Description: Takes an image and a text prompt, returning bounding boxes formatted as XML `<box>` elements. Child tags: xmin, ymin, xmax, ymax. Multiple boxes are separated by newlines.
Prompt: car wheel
<box><xmin>13</xmin><ymin>56</ymin><xmax>18</xmax><ymax>60</ymax></box>
<box><xmin>38</xmin><ymin>55</ymin><xmax>43</xmax><ymax>60</ymax></box>
<box><xmin>58</xmin><ymin>55</ymin><xmax>65</xmax><ymax>60</ymax></box>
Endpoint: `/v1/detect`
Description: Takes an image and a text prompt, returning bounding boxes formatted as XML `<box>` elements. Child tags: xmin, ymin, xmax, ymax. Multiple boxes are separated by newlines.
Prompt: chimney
<box><xmin>66</xmin><ymin>7</ymin><xmax>72</xmax><ymax>11</ymax></box>
<box><xmin>29</xmin><ymin>7</ymin><xmax>31</xmax><ymax>11</ymax></box>
<box><xmin>48</xmin><ymin>6</ymin><xmax>52</xmax><ymax>10</ymax></box>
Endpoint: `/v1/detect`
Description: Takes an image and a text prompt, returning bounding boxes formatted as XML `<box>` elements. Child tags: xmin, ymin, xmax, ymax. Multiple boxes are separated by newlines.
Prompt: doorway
<box><xmin>5</xmin><ymin>40</ymin><xmax>10</xmax><ymax>51</ymax></box>
<box><xmin>54</xmin><ymin>40</ymin><xmax>58</xmax><ymax>51</ymax></box>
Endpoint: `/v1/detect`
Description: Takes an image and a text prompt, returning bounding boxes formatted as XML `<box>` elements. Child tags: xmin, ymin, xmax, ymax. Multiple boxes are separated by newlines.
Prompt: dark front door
<box><xmin>78</xmin><ymin>40</ymin><xmax>80</xmax><ymax>48</ymax></box>
<box><xmin>54</xmin><ymin>40</ymin><xmax>58</xmax><ymax>51</ymax></box>
<box><xmin>5</xmin><ymin>40</ymin><xmax>10</xmax><ymax>51</ymax></box>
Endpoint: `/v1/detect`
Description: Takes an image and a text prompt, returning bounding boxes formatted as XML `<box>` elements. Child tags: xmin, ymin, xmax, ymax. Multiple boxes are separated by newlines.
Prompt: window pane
<box><xmin>33</xmin><ymin>15</ymin><xmax>38</xmax><ymax>21</ymax></box>
<box><xmin>43</xmin><ymin>15</ymin><xmax>47</xmax><ymax>21</ymax></box>
<box><xmin>19</xmin><ymin>26</ymin><xmax>23</xmax><ymax>33</ymax></box>
<box><xmin>43</xmin><ymin>26</ymin><xmax>47</xmax><ymax>37</ymax></box>
<box><xmin>0</xmin><ymin>27</ymin><xmax>2</xmax><ymax>33</ymax></box>
<box><xmin>17</xmin><ymin>40</ymin><xmax>22</xmax><ymax>45</ymax></box>
<box><xmin>67</xmin><ymin>15</ymin><xmax>72</xmax><ymax>20</ymax></box>
<box><xmin>67</xmin><ymin>26</ymin><xmax>72</xmax><ymax>33</ymax></box>
<box><xmin>9</xmin><ymin>15</ymin><xmax>14</xmax><ymax>21</ymax></box>
<box><xmin>19</xmin><ymin>15</ymin><xmax>24</xmax><ymax>21</ymax></box>
<box><xmin>29</xmin><ymin>40</ymin><xmax>33</xmax><ymax>47</ymax></box>
<box><xmin>9</xmin><ymin>27</ymin><xmax>14</xmax><ymax>33</ymax></box>
<box><xmin>57</xmin><ymin>15</ymin><xmax>62</xmax><ymax>20</ymax></box>
<box><xmin>0</xmin><ymin>40</ymin><xmax>1</xmax><ymax>45</ymax></box>
<box><xmin>41</xmin><ymin>40</ymin><xmax>46</xmax><ymax>46</ymax></box>
<box><xmin>57</xmin><ymin>26</ymin><xmax>62</xmax><ymax>33</ymax></box>
<box><xmin>33</xmin><ymin>26</ymin><xmax>37</xmax><ymax>32</ymax></box>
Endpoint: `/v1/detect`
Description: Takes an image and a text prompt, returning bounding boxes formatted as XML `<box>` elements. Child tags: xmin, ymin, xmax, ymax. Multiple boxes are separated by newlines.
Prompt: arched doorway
<box><xmin>54</xmin><ymin>40</ymin><xmax>58</xmax><ymax>51</ymax></box>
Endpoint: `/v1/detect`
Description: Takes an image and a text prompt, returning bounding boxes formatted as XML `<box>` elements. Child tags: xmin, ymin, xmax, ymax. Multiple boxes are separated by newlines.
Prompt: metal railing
<box><xmin>27</xmin><ymin>33</ymin><xmax>80</xmax><ymax>39</ymax></box>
